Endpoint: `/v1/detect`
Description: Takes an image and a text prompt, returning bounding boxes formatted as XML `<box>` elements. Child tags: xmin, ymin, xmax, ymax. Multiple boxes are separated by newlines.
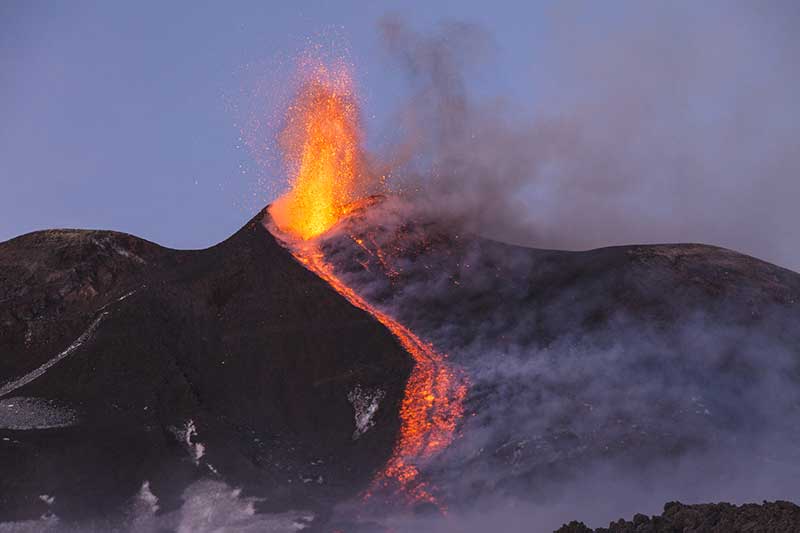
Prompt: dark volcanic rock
<box><xmin>3</xmin><ymin>198</ymin><xmax>800</xmax><ymax>530</ymax></box>
<box><xmin>317</xmin><ymin>197</ymin><xmax>800</xmax><ymax>514</ymax></box>
<box><xmin>555</xmin><ymin>500</ymin><xmax>800</xmax><ymax>532</ymax></box>
<box><xmin>0</xmin><ymin>210</ymin><xmax>411</xmax><ymax>523</ymax></box>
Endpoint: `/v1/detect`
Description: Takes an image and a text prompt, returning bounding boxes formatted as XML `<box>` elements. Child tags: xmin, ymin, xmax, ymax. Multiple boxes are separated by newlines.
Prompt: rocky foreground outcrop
<box><xmin>556</xmin><ymin>500</ymin><xmax>800</xmax><ymax>533</ymax></box>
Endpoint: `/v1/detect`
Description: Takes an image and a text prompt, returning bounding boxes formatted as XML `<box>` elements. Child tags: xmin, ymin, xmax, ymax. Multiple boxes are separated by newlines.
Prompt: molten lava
<box><xmin>287</xmin><ymin>241</ymin><xmax>467</xmax><ymax>505</ymax></box>
<box><xmin>266</xmin><ymin>58</ymin><xmax>467</xmax><ymax>506</ymax></box>
<box><xmin>270</xmin><ymin>61</ymin><xmax>363</xmax><ymax>240</ymax></box>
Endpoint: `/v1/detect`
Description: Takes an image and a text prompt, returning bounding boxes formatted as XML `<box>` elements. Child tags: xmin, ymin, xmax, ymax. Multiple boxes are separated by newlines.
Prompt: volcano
<box><xmin>3</xmin><ymin>52</ymin><xmax>800</xmax><ymax>532</ymax></box>
<box><xmin>1</xmin><ymin>197</ymin><xmax>799</xmax><ymax>531</ymax></box>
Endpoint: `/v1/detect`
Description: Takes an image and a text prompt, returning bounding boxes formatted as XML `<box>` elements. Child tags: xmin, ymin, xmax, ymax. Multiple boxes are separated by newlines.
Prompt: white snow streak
<box><xmin>0</xmin><ymin>312</ymin><xmax>108</xmax><ymax>399</ymax></box>
<box><xmin>0</xmin><ymin>288</ymin><xmax>139</xmax><ymax>400</ymax></box>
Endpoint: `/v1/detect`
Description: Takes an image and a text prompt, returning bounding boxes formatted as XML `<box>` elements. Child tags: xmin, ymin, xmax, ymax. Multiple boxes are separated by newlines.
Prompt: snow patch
<box><xmin>171</xmin><ymin>419</ymin><xmax>205</xmax><ymax>465</ymax></box>
<box><xmin>1</xmin><ymin>287</ymin><xmax>140</xmax><ymax>400</ymax></box>
<box><xmin>0</xmin><ymin>397</ymin><xmax>77</xmax><ymax>430</ymax></box>
<box><xmin>111</xmin><ymin>244</ymin><xmax>146</xmax><ymax>264</ymax></box>
<box><xmin>347</xmin><ymin>385</ymin><xmax>385</xmax><ymax>439</ymax></box>
<box><xmin>92</xmin><ymin>236</ymin><xmax>146</xmax><ymax>264</ymax></box>
<box><xmin>0</xmin><ymin>313</ymin><xmax>107</xmax><ymax>399</ymax></box>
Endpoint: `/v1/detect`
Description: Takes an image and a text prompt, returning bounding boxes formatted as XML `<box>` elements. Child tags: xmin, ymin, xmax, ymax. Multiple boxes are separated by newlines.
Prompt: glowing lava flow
<box><xmin>282</xmin><ymin>237</ymin><xmax>468</xmax><ymax>505</ymax></box>
<box><xmin>267</xmin><ymin>56</ymin><xmax>467</xmax><ymax>506</ymax></box>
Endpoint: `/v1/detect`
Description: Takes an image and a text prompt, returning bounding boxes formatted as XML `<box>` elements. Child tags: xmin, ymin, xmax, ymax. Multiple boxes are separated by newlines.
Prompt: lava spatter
<box><xmin>269</xmin><ymin>59</ymin><xmax>363</xmax><ymax>240</ymax></box>
<box><xmin>265</xmin><ymin>56</ymin><xmax>467</xmax><ymax>506</ymax></box>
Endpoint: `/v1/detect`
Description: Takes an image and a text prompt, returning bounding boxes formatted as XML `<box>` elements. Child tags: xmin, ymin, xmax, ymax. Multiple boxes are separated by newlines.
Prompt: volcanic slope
<box><xmin>3</xmin><ymin>200</ymin><xmax>800</xmax><ymax>530</ymax></box>
<box><xmin>0</xmin><ymin>209</ymin><xmax>411</xmax><ymax>523</ymax></box>
<box><xmin>316</xmin><ymin>197</ymin><xmax>800</xmax><ymax>522</ymax></box>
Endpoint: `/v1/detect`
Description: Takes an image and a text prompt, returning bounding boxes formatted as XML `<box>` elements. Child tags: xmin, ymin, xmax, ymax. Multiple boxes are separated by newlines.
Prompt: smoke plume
<box><xmin>377</xmin><ymin>2</ymin><xmax>800</xmax><ymax>271</ymax></box>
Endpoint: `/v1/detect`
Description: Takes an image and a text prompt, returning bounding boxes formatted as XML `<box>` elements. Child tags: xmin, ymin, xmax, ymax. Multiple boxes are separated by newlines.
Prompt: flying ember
<box><xmin>266</xmin><ymin>57</ymin><xmax>468</xmax><ymax>506</ymax></box>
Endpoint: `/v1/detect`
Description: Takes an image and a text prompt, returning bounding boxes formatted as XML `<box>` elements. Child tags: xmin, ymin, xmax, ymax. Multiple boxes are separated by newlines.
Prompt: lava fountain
<box><xmin>267</xmin><ymin>59</ymin><xmax>467</xmax><ymax>506</ymax></box>
<box><xmin>269</xmin><ymin>61</ymin><xmax>363</xmax><ymax>240</ymax></box>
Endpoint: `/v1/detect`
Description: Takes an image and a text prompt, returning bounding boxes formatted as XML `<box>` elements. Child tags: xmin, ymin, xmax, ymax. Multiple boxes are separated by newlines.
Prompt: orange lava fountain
<box><xmin>267</xmin><ymin>59</ymin><xmax>467</xmax><ymax>506</ymax></box>
<box><xmin>270</xmin><ymin>61</ymin><xmax>362</xmax><ymax>240</ymax></box>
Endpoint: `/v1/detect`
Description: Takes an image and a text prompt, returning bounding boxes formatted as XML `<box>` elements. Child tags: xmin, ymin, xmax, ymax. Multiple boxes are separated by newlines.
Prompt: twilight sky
<box><xmin>2</xmin><ymin>1</ymin><xmax>798</xmax><ymax>269</ymax></box>
<box><xmin>1</xmin><ymin>1</ymin><xmax>544</xmax><ymax>248</ymax></box>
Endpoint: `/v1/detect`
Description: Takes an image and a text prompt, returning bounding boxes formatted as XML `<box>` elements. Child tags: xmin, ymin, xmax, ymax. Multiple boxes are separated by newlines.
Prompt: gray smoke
<box><xmin>317</xmin><ymin>194</ymin><xmax>800</xmax><ymax>531</ymax></box>
<box><xmin>377</xmin><ymin>2</ymin><xmax>800</xmax><ymax>271</ymax></box>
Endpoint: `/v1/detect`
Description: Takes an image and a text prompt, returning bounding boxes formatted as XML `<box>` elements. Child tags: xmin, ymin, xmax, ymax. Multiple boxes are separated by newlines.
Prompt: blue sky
<box><xmin>1</xmin><ymin>1</ymin><xmax>555</xmax><ymax>248</ymax></box>
<box><xmin>2</xmin><ymin>2</ymin><xmax>799</xmax><ymax>269</ymax></box>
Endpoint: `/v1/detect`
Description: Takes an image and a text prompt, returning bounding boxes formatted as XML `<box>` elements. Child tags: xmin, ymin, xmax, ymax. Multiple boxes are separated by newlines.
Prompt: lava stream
<box><xmin>265</xmin><ymin>55</ymin><xmax>467</xmax><ymax>505</ymax></box>
<box><xmin>283</xmin><ymin>237</ymin><xmax>467</xmax><ymax>505</ymax></box>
